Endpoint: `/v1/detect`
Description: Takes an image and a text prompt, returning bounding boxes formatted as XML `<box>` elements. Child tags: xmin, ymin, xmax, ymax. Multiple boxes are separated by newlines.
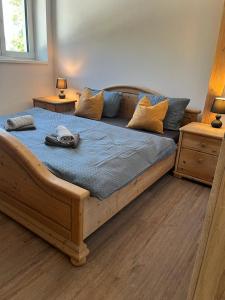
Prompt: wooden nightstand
<box><xmin>33</xmin><ymin>96</ymin><xmax>76</xmax><ymax>113</ymax></box>
<box><xmin>174</xmin><ymin>122</ymin><xmax>225</xmax><ymax>185</ymax></box>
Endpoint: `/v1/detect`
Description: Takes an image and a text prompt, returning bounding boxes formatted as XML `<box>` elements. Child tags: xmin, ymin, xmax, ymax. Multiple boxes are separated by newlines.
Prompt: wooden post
<box><xmin>187</xmin><ymin>136</ymin><xmax>225</xmax><ymax>299</ymax></box>
<box><xmin>202</xmin><ymin>1</ymin><xmax>225</xmax><ymax>124</ymax></box>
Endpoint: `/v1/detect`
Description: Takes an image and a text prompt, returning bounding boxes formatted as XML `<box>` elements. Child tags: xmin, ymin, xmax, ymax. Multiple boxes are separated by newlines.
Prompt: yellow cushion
<box><xmin>75</xmin><ymin>89</ymin><xmax>104</xmax><ymax>120</ymax></box>
<box><xmin>127</xmin><ymin>96</ymin><xmax>169</xmax><ymax>133</ymax></box>
<box><xmin>138</xmin><ymin>96</ymin><xmax>151</xmax><ymax>107</ymax></box>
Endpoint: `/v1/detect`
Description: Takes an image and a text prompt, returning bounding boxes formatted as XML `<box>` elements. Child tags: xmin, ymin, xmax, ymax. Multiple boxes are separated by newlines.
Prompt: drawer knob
<box><xmin>201</xmin><ymin>143</ymin><xmax>206</xmax><ymax>148</ymax></box>
<box><xmin>198</xmin><ymin>158</ymin><xmax>203</xmax><ymax>164</ymax></box>
<box><xmin>182</xmin><ymin>160</ymin><xmax>186</xmax><ymax>164</ymax></box>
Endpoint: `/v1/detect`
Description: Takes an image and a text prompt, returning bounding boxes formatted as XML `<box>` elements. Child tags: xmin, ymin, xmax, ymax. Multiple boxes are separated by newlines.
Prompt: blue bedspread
<box><xmin>0</xmin><ymin>108</ymin><xmax>176</xmax><ymax>199</ymax></box>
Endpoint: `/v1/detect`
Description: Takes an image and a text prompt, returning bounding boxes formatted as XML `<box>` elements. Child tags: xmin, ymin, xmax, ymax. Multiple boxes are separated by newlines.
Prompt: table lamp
<box><xmin>210</xmin><ymin>97</ymin><xmax>225</xmax><ymax>128</ymax></box>
<box><xmin>56</xmin><ymin>78</ymin><xmax>67</xmax><ymax>99</ymax></box>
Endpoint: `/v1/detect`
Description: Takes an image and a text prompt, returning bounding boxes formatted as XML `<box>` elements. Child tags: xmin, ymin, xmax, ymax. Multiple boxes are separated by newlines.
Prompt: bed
<box><xmin>0</xmin><ymin>86</ymin><xmax>200</xmax><ymax>266</ymax></box>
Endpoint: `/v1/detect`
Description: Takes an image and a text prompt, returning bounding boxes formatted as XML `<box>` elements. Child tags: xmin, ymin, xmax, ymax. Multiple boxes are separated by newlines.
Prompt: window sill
<box><xmin>0</xmin><ymin>57</ymin><xmax>48</xmax><ymax>65</ymax></box>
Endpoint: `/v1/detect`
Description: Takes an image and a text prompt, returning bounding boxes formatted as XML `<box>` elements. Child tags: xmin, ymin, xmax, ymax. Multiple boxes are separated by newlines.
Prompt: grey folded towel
<box><xmin>56</xmin><ymin>125</ymin><xmax>74</xmax><ymax>143</ymax></box>
<box><xmin>5</xmin><ymin>115</ymin><xmax>35</xmax><ymax>131</ymax></box>
<box><xmin>45</xmin><ymin>133</ymin><xmax>80</xmax><ymax>148</ymax></box>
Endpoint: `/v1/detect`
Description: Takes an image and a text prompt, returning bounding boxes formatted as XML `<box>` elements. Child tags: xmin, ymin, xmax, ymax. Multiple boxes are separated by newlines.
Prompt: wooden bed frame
<box><xmin>0</xmin><ymin>86</ymin><xmax>201</xmax><ymax>266</ymax></box>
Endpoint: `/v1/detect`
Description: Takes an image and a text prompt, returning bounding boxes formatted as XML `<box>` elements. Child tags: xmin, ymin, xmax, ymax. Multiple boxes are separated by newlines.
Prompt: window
<box><xmin>0</xmin><ymin>0</ymin><xmax>34</xmax><ymax>59</ymax></box>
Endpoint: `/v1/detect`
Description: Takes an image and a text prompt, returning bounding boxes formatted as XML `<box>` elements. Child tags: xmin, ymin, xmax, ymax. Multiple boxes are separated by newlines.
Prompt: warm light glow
<box><xmin>59</xmin><ymin>58</ymin><xmax>84</xmax><ymax>77</ymax></box>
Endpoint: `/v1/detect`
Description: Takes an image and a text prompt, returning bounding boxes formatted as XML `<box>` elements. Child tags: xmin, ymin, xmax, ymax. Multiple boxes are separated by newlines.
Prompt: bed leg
<box><xmin>69</xmin><ymin>242</ymin><xmax>89</xmax><ymax>267</ymax></box>
<box><xmin>70</xmin><ymin>256</ymin><xmax>87</xmax><ymax>267</ymax></box>
<box><xmin>70</xmin><ymin>197</ymin><xmax>90</xmax><ymax>266</ymax></box>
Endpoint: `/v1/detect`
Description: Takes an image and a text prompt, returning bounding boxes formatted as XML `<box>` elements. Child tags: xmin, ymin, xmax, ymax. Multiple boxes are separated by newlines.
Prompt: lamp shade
<box><xmin>211</xmin><ymin>97</ymin><xmax>225</xmax><ymax>114</ymax></box>
<box><xmin>56</xmin><ymin>78</ymin><xmax>67</xmax><ymax>89</ymax></box>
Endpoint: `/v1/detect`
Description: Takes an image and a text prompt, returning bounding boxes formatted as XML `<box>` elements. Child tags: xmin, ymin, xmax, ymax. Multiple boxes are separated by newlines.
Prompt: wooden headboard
<box><xmin>104</xmin><ymin>85</ymin><xmax>201</xmax><ymax>125</ymax></box>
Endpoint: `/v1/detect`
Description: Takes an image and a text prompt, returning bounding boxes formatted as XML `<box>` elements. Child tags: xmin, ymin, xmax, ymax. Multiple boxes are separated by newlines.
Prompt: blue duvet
<box><xmin>0</xmin><ymin>108</ymin><xmax>176</xmax><ymax>199</ymax></box>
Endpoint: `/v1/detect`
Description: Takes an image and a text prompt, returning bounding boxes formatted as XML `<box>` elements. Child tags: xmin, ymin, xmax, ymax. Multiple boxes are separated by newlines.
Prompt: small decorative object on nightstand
<box><xmin>56</xmin><ymin>78</ymin><xmax>67</xmax><ymax>99</ymax></box>
<box><xmin>33</xmin><ymin>96</ymin><xmax>76</xmax><ymax>113</ymax></box>
<box><xmin>210</xmin><ymin>97</ymin><xmax>225</xmax><ymax>128</ymax></box>
<box><xmin>174</xmin><ymin>122</ymin><xmax>225</xmax><ymax>185</ymax></box>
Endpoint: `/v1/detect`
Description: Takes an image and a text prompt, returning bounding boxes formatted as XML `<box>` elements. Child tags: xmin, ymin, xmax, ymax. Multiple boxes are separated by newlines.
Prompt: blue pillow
<box><xmin>89</xmin><ymin>88</ymin><xmax>122</xmax><ymax>118</ymax></box>
<box><xmin>164</xmin><ymin>98</ymin><xmax>190</xmax><ymax>130</ymax></box>
<box><xmin>138</xmin><ymin>93</ymin><xmax>190</xmax><ymax>131</ymax></box>
<box><xmin>138</xmin><ymin>93</ymin><xmax>166</xmax><ymax>105</ymax></box>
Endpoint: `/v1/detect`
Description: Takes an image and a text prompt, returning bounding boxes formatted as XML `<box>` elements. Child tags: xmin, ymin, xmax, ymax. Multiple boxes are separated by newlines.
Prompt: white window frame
<box><xmin>0</xmin><ymin>0</ymin><xmax>35</xmax><ymax>60</ymax></box>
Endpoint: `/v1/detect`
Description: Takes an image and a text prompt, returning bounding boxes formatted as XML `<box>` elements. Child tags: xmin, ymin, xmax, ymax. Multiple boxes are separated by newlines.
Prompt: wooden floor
<box><xmin>0</xmin><ymin>175</ymin><xmax>210</xmax><ymax>300</ymax></box>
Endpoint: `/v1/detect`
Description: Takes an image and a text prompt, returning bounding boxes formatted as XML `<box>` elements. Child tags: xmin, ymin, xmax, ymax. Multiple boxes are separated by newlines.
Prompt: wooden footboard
<box><xmin>0</xmin><ymin>128</ymin><xmax>176</xmax><ymax>267</ymax></box>
<box><xmin>0</xmin><ymin>130</ymin><xmax>90</xmax><ymax>266</ymax></box>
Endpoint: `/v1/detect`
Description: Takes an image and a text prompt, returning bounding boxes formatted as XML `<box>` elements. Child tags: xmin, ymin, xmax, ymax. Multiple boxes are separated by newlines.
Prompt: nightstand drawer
<box><xmin>182</xmin><ymin>133</ymin><xmax>221</xmax><ymax>156</ymax></box>
<box><xmin>33</xmin><ymin>98</ymin><xmax>76</xmax><ymax>113</ymax></box>
<box><xmin>34</xmin><ymin>100</ymin><xmax>56</xmax><ymax>112</ymax></box>
<box><xmin>177</xmin><ymin>148</ymin><xmax>218</xmax><ymax>183</ymax></box>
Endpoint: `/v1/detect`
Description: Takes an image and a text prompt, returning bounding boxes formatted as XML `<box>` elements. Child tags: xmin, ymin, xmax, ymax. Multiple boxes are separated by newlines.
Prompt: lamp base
<box><xmin>211</xmin><ymin>114</ymin><xmax>223</xmax><ymax>128</ymax></box>
<box><xmin>58</xmin><ymin>90</ymin><xmax>65</xmax><ymax>99</ymax></box>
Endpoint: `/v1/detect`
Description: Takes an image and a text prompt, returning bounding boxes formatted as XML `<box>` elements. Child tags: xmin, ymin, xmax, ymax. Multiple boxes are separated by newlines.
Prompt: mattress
<box><xmin>0</xmin><ymin>108</ymin><xmax>176</xmax><ymax>199</ymax></box>
<box><xmin>101</xmin><ymin>117</ymin><xmax>180</xmax><ymax>143</ymax></box>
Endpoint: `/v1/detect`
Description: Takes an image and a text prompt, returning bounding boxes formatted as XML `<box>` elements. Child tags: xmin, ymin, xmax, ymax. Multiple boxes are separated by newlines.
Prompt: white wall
<box><xmin>53</xmin><ymin>0</ymin><xmax>224</xmax><ymax>109</ymax></box>
<box><xmin>0</xmin><ymin>0</ymin><xmax>54</xmax><ymax>115</ymax></box>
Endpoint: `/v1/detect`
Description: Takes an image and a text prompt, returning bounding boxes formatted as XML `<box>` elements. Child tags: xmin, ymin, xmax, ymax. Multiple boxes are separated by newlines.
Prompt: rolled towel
<box><xmin>5</xmin><ymin>115</ymin><xmax>35</xmax><ymax>131</ymax></box>
<box><xmin>56</xmin><ymin>125</ymin><xmax>75</xmax><ymax>143</ymax></box>
<box><xmin>45</xmin><ymin>133</ymin><xmax>80</xmax><ymax>148</ymax></box>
